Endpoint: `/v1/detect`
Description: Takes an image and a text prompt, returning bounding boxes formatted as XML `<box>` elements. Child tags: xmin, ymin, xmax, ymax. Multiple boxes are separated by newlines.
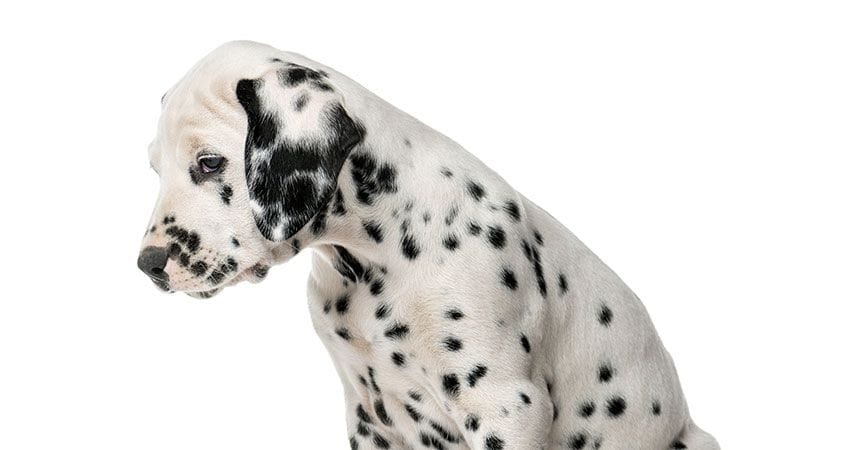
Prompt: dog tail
<box><xmin>669</xmin><ymin>420</ymin><xmax>719</xmax><ymax>450</ymax></box>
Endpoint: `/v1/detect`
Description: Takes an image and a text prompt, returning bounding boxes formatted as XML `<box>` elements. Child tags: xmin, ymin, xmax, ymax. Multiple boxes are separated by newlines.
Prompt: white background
<box><xmin>1</xmin><ymin>1</ymin><xmax>843</xmax><ymax>448</ymax></box>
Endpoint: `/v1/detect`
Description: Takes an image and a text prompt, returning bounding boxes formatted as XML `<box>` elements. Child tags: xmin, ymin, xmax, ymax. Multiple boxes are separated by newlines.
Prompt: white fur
<box><xmin>140</xmin><ymin>41</ymin><xmax>718</xmax><ymax>449</ymax></box>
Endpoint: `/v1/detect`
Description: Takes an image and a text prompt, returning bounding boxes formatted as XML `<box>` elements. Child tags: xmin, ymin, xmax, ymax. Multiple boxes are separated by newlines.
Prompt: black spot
<box><xmin>443</xmin><ymin>337</ymin><xmax>463</xmax><ymax>352</ymax></box>
<box><xmin>652</xmin><ymin>401</ymin><xmax>662</xmax><ymax>416</ymax></box>
<box><xmin>310</xmin><ymin>207</ymin><xmax>328</xmax><ymax>236</ymax></box>
<box><xmin>487</xmin><ymin>225</ymin><xmax>507</xmax><ymax>249</ymax></box>
<box><xmin>356</xmin><ymin>404</ymin><xmax>373</xmax><ymax>424</ymax></box>
<box><xmin>281</xmin><ymin>63</ymin><xmax>330</xmax><ymax>89</ymax></box>
<box><xmin>467</xmin><ymin>181</ymin><xmax>486</xmax><ymax>201</ymax></box>
<box><xmin>219</xmin><ymin>184</ymin><xmax>233</xmax><ymax>205</ymax></box>
<box><xmin>311</xmin><ymin>79</ymin><xmax>333</xmax><ymax>91</ymax></box>
<box><xmin>430</xmin><ymin>421</ymin><xmax>460</xmax><ymax>443</ymax></box>
<box><xmin>355</xmin><ymin>422</ymin><xmax>369</xmax><ymax>436</ymax></box>
<box><xmin>599</xmin><ymin>304</ymin><xmax>613</xmax><ymax>326</ymax></box>
<box><xmin>401</xmin><ymin>233</ymin><xmax>420</xmax><ymax>260</ymax></box>
<box><xmin>168</xmin><ymin>242</ymin><xmax>182</xmax><ymax>259</ymax></box>
<box><xmin>207</xmin><ymin>270</ymin><xmax>225</xmax><ymax>285</ymax></box>
<box><xmin>553</xmin><ymin>403</ymin><xmax>559</xmax><ymax>421</ymax></box>
<box><xmin>408</xmin><ymin>390</ymin><xmax>422</xmax><ymax>402</ymax></box>
<box><xmin>404</xmin><ymin>403</ymin><xmax>421</xmax><ymax>422</ymax></box>
<box><xmin>484</xmin><ymin>434</ymin><xmax>504</xmax><ymax>450</ymax></box>
<box><xmin>372</xmin><ymin>432</ymin><xmax>390</xmax><ymax>449</ymax></box>
<box><xmin>188</xmin><ymin>166</ymin><xmax>202</xmax><ymax>185</ymax></box>
<box><xmin>504</xmin><ymin>200</ymin><xmax>521</xmax><ymax>222</ymax></box>
<box><xmin>464</xmin><ymin>414</ymin><xmax>479</xmax><ymax>432</ymax></box>
<box><xmin>568</xmin><ymin>433</ymin><xmax>587</xmax><ymax>449</ymax></box>
<box><xmin>418</xmin><ymin>432</ymin><xmax>442</xmax><ymax>449</ymax></box>
<box><xmin>534</xmin><ymin>230</ymin><xmax>544</xmax><ymax>245</ymax></box>
<box><xmin>520</xmin><ymin>334</ymin><xmax>531</xmax><ymax>353</ymax></box>
<box><xmin>385</xmin><ymin>323</ymin><xmax>410</xmax><ymax>340</ymax></box>
<box><xmin>369</xmin><ymin>278</ymin><xmax>384</xmax><ymax>296</ymax></box>
<box><xmin>440</xmin><ymin>167</ymin><xmax>454</xmax><ymax>178</ymax></box>
<box><xmin>306</xmin><ymin>78</ymin><xmax>329</xmax><ymax>90</ymax></box>
<box><xmin>445</xmin><ymin>206</ymin><xmax>459</xmax><ymax>226</ymax></box>
<box><xmin>165</xmin><ymin>226</ymin><xmax>200</xmax><ymax>253</ymax></box>
<box><xmin>467</xmin><ymin>222</ymin><xmax>482</xmax><ymax>236</ymax></box>
<box><xmin>231</xmin><ymin>237</ymin><xmax>240</xmax><ymax>247</ymax></box>
<box><xmin>519</xmin><ymin>392</ymin><xmax>532</xmax><ymax>404</ymax></box>
<box><xmin>391</xmin><ymin>352</ymin><xmax>406</xmax><ymax>367</ymax></box>
<box><xmin>501</xmin><ymin>268</ymin><xmax>519</xmax><ymax>290</ymax></box>
<box><xmin>253</xmin><ymin>264</ymin><xmax>269</xmax><ymax>279</ymax></box>
<box><xmin>220</xmin><ymin>257</ymin><xmax>238</xmax><ymax>274</ymax></box>
<box><xmin>606</xmin><ymin>396</ymin><xmax>627</xmax><ymax>417</ymax></box>
<box><xmin>522</xmin><ymin>240</ymin><xmax>547</xmax><ymax>298</ymax></box>
<box><xmin>189</xmin><ymin>261</ymin><xmax>208</xmax><ymax>276</ymax></box>
<box><xmin>598</xmin><ymin>363</ymin><xmax>614</xmax><ymax>383</ymax></box>
<box><xmin>443</xmin><ymin>234</ymin><xmax>460</xmax><ymax>251</ymax></box>
<box><xmin>368</xmin><ymin>366</ymin><xmax>381</xmax><ymax>394</ymax></box>
<box><xmin>466</xmin><ymin>365</ymin><xmax>488</xmax><ymax>387</ymax></box>
<box><xmin>442</xmin><ymin>374</ymin><xmax>460</xmax><ymax>398</ymax></box>
<box><xmin>350</xmin><ymin>436</ymin><xmax>358</xmax><ymax>450</ymax></box>
<box><xmin>363</xmin><ymin>221</ymin><xmax>384</xmax><ymax>243</ymax></box>
<box><xmin>323</xmin><ymin>299</ymin><xmax>332</xmax><ymax>314</ymax></box>
<box><xmin>671</xmin><ymin>441</ymin><xmax>688</xmax><ymax>449</ymax></box>
<box><xmin>357</xmin><ymin>423</ymin><xmax>370</xmax><ymax>437</ymax></box>
<box><xmin>374</xmin><ymin>399</ymin><xmax>393</xmax><ymax>426</ymax></box>
<box><xmin>579</xmin><ymin>401</ymin><xmax>596</xmax><ymax>418</ymax></box>
<box><xmin>333</xmin><ymin>245</ymin><xmax>366</xmax><ymax>281</ymax></box>
<box><xmin>558</xmin><ymin>273</ymin><xmax>569</xmax><ymax>295</ymax></box>
<box><xmin>335</xmin><ymin>294</ymin><xmax>350</xmax><ymax>314</ymax></box>
<box><xmin>335</xmin><ymin>327</ymin><xmax>352</xmax><ymax>341</ymax></box>
<box><xmin>293</xmin><ymin>92</ymin><xmax>310</xmax><ymax>111</ymax></box>
<box><xmin>446</xmin><ymin>309</ymin><xmax>464</xmax><ymax>320</ymax></box>
<box><xmin>375</xmin><ymin>303</ymin><xmax>391</xmax><ymax>320</ymax></box>
<box><xmin>350</xmin><ymin>153</ymin><xmax>397</xmax><ymax>206</ymax></box>
<box><xmin>282</xmin><ymin>67</ymin><xmax>308</xmax><ymax>86</ymax></box>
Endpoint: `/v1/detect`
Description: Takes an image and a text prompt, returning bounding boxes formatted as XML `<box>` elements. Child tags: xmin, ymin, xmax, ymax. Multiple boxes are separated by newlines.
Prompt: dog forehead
<box><xmin>152</xmin><ymin>47</ymin><xmax>279</xmax><ymax>165</ymax></box>
<box><xmin>153</xmin><ymin>42</ymin><xmax>333</xmax><ymax>168</ymax></box>
<box><xmin>166</xmin><ymin>41</ymin><xmax>288</xmax><ymax>105</ymax></box>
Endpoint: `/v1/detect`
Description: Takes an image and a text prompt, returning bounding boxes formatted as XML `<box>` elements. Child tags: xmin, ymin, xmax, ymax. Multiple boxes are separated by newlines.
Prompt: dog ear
<box><xmin>236</xmin><ymin>73</ymin><xmax>364</xmax><ymax>241</ymax></box>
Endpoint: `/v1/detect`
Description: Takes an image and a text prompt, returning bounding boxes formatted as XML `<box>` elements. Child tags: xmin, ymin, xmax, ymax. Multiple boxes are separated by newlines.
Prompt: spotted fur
<box><xmin>138</xmin><ymin>41</ymin><xmax>718</xmax><ymax>449</ymax></box>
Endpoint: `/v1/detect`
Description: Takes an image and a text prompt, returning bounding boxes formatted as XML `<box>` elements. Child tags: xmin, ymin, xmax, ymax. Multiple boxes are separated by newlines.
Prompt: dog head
<box><xmin>138</xmin><ymin>41</ymin><xmax>364</xmax><ymax>297</ymax></box>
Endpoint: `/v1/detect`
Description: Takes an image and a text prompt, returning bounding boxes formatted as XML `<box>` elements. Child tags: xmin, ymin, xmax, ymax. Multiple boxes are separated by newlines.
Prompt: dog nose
<box><xmin>137</xmin><ymin>246</ymin><xmax>169</xmax><ymax>281</ymax></box>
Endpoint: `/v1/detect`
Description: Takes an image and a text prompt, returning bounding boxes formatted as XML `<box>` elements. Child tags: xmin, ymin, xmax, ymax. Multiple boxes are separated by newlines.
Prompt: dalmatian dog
<box><xmin>138</xmin><ymin>41</ymin><xmax>718</xmax><ymax>450</ymax></box>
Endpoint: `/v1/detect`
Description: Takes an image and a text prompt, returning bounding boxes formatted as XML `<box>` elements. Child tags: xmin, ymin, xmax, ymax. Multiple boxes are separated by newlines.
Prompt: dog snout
<box><xmin>137</xmin><ymin>246</ymin><xmax>169</xmax><ymax>282</ymax></box>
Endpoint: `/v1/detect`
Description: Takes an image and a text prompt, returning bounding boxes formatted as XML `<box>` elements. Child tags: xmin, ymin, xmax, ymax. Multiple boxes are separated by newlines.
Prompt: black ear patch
<box><xmin>236</xmin><ymin>77</ymin><xmax>365</xmax><ymax>241</ymax></box>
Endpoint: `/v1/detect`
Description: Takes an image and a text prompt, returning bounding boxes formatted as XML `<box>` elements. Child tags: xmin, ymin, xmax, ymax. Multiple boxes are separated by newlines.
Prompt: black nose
<box><xmin>137</xmin><ymin>246</ymin><xmax>169</xmax><ymax>281</ymax></box>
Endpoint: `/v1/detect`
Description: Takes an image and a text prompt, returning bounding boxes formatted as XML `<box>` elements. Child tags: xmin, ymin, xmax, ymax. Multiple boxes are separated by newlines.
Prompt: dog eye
<box><xmin>198</xmin><ymin>155</ymin><xmax>225</xmax><ymax>173</ymax></box>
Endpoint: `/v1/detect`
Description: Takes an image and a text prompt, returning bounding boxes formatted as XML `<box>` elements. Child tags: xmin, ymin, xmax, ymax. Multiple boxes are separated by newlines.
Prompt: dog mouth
<box><xmin>173</xmin><ymin>262</ymin><xmax>271</xmax><ymax>298</ymax></box>
<box><xmin>143</xmin><ymin>229</ymin><xmax>273</xmax><ymax>297</ymax></box>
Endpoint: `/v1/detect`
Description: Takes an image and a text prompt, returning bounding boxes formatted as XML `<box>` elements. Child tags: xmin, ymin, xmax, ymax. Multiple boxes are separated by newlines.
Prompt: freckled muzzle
<box><xmin>140</xmin><ymin>211</ymin><xmax>275</xmax><ymax>297</ymax></box>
